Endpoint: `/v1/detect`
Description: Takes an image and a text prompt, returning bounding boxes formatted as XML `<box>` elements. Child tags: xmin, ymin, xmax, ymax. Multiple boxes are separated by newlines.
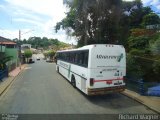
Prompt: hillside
<box><xmin>13</xmin><ymin>37</ymin><xmax>71</xmax><ymax>50</ymax></box>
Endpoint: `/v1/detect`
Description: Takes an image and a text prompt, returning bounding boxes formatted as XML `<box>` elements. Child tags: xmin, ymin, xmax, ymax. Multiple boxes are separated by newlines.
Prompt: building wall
<box><xmin>5</xmin><ymin>48</ymin><xmax>19</xmax><ymax>71</ymax></box>
<box><xmin>0</xmin><ymin>45</ymin><xmax>6</xmax><ymax>52</ymax></box>
<box><xmin>21</xmin><ymin>44</ymin><xmax>32</xmax><ymax>50</ymax></box>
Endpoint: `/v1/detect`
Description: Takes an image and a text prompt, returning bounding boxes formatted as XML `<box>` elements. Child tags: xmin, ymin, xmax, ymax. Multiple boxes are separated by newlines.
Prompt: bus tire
<box><xmin>71</xmin><ymin>75</ymin><xmax>76</xmax><ymax>88</ymax></box>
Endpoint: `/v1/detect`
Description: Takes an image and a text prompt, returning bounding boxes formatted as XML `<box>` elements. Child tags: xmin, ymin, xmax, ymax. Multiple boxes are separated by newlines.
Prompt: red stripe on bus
<box><xmin>93</xmin><ymin>78</ymin><xmax>123</xmax><ymax>83</ymax></box>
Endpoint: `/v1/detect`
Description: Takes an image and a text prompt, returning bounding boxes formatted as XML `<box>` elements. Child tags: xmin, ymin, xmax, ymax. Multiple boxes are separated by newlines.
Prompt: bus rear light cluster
<box><xmin>106</xmin><ymin>80</ymin><xmax>112</xmax><ymax>84</ymax></box>
<box><xmin>90</xmin><ymin>78</ymin><xmax>94</xmax><ymax>86</ymax></box>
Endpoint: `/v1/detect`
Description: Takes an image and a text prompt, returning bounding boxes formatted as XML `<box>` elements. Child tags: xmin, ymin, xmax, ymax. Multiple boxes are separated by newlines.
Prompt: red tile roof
<box><xmin>0</xmin><ymin>41</ymin><xmax>16</xmax><ymax>45</ymax></box>
<box><xmin>0</xmin><ymin>36</ymin><xmax>16</xmax><ymax>45</ymax></box>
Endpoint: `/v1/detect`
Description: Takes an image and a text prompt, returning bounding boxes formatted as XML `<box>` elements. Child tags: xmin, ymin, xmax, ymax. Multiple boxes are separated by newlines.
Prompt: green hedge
<box><xmin>127</xmin><ymin>54</ymin><xmax>160</xmax><ymax>82</ymax></box>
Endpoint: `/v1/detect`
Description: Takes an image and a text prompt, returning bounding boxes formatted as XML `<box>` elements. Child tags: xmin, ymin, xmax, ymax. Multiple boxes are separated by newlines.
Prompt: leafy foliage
<box><xmin>55</xmin><ymin>0</ymin><xmax>160</xmax><ymax>82</ymax></box>
<box><xmin>129</xmin><ymin>48</ymin><xmax>144</xmax><ymax>56</ymax></box>
<box><xmin>128</xmin><ymin>36</ymin><xmax>150</xmax><ymax>50</ymax></box>
<box><xmin>56</xmin><ymin>0</ymin><xmax>123</xmax><ymax>47</ymax></box>
<box><xmin>13</xmin><ymin>37</ymin><xmax>70</xmax><ymax>50</ymax></box>
<box><xmin>48</xmin><ymin>50</ymin><xmax>56</xmax><ymax>60</ymax></box>
<box><xmin>150</xmin><ymin>37</ymin><xmax>160</xmax><ymax>55</ymax></box>
<box><xmin>127</xmin><ymin>54</ymin><xmax>144</xmax><ymax>78</ymax></box>
<box><xmin>55</xmin><ymin>0</ymin><xmax>156</xmax><ymax>47</ymax></box>
<box><xmin>24</xmin><ymin>50</ymin><xmax>32</xmax><ymax>63</ymax></box>
<box><xmin>43</xmin><ymin>50</ymin><xmax>56</xmax><ymax>60</ymax></box>
<box><xmin>0</xmin><ymin>53</ymin><xmax>12</xmax><ymax>70</ymax></box>
<box><xmin>152</xmin><ymin>60</ymin><xmax>160</xmax><ymax>75</ymax></box>
<box><xmin>142</xmin><ymin>13</ymin><xmax>160</xmax><ymax>26</ymax></box>
<box><xmin>127</xmin><ymin>32</ymin><xmax>160</xmax><ymax>82</ymax></box>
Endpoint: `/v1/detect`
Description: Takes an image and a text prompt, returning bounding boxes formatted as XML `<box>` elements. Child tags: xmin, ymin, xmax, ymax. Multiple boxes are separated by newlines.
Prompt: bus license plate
<box><xmin>114</xmin><ymin>81</ymin><xmax>122</xmax><ymax>85</ymax></box>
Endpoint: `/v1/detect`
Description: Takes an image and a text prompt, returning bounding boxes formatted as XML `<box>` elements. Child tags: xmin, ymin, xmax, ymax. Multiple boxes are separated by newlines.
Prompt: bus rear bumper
<box><xmin>87</xmin><ymin>86</ymin><xmax>125</xmax><ymax>95</ymax></box>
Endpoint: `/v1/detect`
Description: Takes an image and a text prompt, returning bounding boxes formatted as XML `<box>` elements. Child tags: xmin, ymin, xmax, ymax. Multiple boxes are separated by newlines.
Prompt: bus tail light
<box><xmin>90</xmin><ymin>78</ymin><xmax>94</xmax><ymax>86</ymax></box>
<box><xmin>106</xmin><ymin>80</ymin><xmax>112</xmax><ymax>84</ymax></box>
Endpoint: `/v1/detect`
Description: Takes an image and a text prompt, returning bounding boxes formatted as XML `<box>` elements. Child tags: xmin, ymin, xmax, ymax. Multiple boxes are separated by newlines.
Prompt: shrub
<box><xmin>43</xmin><ymin>50</ymin><xmax>56</xmax><ymax>60</ymax></box>
<box><xmin>129</xmin><ymin>49</ymin><xmax>144</xmax><ymax>56</ymax></box>
<box><xmin>128</xmin><ymin>36</ymin><xmax>150</xmax><ymax>50</ymax></box>
<box><xmin>150</xmin><ymin>38</ymin><xmax>160</xmax><ymax>55</ymax></box>
<box><xmin>24</xmin><ymin>50</ymin><xmax>32</xmax><ymax>63</ymax></box>
<box><xmin>126</xmin><ymin>54</ymin><xmax>144</xmax><ymax>79</ymax></box>
<box><xmin>152</xmin><ymin>60</ymin><xmax>160</xmax><ymax>75</ymax></box>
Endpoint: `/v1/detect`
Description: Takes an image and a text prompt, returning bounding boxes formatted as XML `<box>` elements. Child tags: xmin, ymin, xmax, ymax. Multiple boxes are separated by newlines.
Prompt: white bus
<box><xmin>55</xmin><ymin>44</ymin><xmax>126</xmax><ymax>95</ymax></box>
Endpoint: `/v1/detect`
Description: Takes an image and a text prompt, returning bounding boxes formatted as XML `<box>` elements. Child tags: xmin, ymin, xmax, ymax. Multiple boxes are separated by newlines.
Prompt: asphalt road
<box><xmin>0</xmin><ymin>59</ymin><xmax>156</xmax><ymax>114</ymax></box>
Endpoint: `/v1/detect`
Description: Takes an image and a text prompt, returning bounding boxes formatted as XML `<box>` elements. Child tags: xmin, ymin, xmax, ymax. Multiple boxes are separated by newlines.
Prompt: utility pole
<box><xmin>19</xmin><ymin>30</ymin><xmax>21</xmax><ymax>70</ymax></box>
<box><xmin>18</xmin><ymin>29</ymin><xmax>34</xmax><ymax>69</ymax></box>
<box><xmin>19</xmin><ymin>30</ymin><xmax>21</xmax><ymax>41</ymax></box>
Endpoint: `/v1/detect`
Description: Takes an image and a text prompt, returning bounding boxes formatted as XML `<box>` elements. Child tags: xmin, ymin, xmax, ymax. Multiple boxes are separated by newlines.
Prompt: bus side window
<box><xmin>64</xmin><ymin>53</ymin><xmax>66</xmax><ymax>61</ymax></box>
<box><xmin>80</xmin><ymin>52</ymin><xmax>84</xmax><ymax>65</ymax></box>
<box><xmin>62</xmin><ymin>53</ymin><xmax>65</xmax><ymax>60</ymax></box>
<box><xmin>75</xmin><ymin>52</ymin><xmax>79</xmax><ymax>64</ymax></box>
<box><xmin>84</xmin><ymin>51</ymin><xmax>88</xmax><ymax>67</ymax></box>
<box><xmin>72</xmin><ymin>53</ymin><xmax>75</xmax><ymax>63</ymax></box>
<box><xmin>68</xmin><ymin>53</ymin><xmax>71</xmax><ymax>62</ymax></box>
<box><xmin>60</xmin><ymin>53</ymin><xmax>62</xmax><ymax>59</ymax></box>
<box><xmin>66</xmin><ymin>52</ymin><xmax>69</xmax><ymax>61</ymax></box>
<box><xmin>59</xmin><ymin>53</ymin><xmax>61</xmax><ymax>59</ymax></box>
<box><xmin>77</xmin><ymin>52</ymin><xmax>82</xmax><ymax>65</ymax></box>
<box><xmin>78</xmin><ymin>52</ymin><xmax>81</xmax><ymax>64</ymax></box>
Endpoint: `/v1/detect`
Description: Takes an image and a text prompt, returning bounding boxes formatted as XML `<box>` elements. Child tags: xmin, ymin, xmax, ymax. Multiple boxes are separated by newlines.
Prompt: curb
<box><xmin>121</xmin><ymin>91</ymin><xmax>160</xmax><ymax>114</ymax></box>
<box><xmin>0</xmin><ymin>65</ymin><xmax>27</xmax><ymax>96</ymax></box>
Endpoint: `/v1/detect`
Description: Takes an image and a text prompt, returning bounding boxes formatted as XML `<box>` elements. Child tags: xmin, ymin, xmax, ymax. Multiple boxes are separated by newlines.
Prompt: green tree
<box><xmin>127</xmin><ymin>54</ymin><xmax>144</xmax><ymax>78</ymax></box>
<box><xmin>151</xmin><ymin>38</ymin><xmax>160</xmax><ymax>55</ymax></box>
<box><xmin>16</xmin><ymin>37</ymin><xmax>69</xmax><ymax>50</ymax></box>
<box><xmin>55</xmin><ymin>0</ymin><xmax>122</xmax><ymax>47</ymax></box>
<box><xmin>24</xmin><ymin>49</ymin><xmax>32</xmax><ymax>63</ymax></box>
<box><xmin>48</xmin><ymin>50</ymin><xmax>56</xmax><ymax>60</ymax></box>
<box><xmin>128</xmin><ymin>36</ymin><xmax>150</xmax><ymax>50</ymax></box>
<box><xmin>142</xmin><ymin>13</ymin><xmax>160</xmax><ymax>26</ymax></box>
<box><xmin>55</xmin><ymin>0</ymin><xmax>154</xmax><ymax>47</ymax></box>
<box><xmin>43</xmin><ymin>51</ymin><xmax>49</xmax><ymax>59</ymax></box>
<box><xmin>152</xmin><ymin>60</ymin><xmax>160</xmax><ymax>76</ymax></box>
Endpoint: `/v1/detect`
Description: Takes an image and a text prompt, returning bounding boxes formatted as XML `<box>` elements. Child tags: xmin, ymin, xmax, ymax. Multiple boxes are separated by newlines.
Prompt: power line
<box><xmin>21</xmin><ymin>29</ymin><xmax>34</xmax><ymax>35</ymax></box>
<box><xmin>0</xmin><ymin>27</ymin><xmax>15</xmax><ymax>37</ymax></box>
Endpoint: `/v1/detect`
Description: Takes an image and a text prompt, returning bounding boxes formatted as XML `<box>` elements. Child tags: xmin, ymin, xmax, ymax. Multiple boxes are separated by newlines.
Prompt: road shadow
<box><xmin>52</xmin><ymin>69</ymin><xmax>147</xmax><ymax>111</ymax></box>
<box><xmin>81</xmin><ymin>92</ymin><xmax>145</xmax><ymax>110</ymax></box>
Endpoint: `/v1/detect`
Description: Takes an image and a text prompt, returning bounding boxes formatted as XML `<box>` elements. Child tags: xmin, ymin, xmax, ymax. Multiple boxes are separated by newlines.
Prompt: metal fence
<box><xmin>0</xmin><ymin>68</ymin><xmax>8</xmax><ymax>81</ymax></box>
<box><xmin>126</xmin><ymin>76</ymin><xmax>160</xmax><ymax>96</ymax></box>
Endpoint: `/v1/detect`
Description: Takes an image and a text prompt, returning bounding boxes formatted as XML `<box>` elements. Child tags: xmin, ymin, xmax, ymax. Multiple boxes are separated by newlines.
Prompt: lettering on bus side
<box><xmin>96</xmin><ymin>54</ymin><xmax>123</xmax><ymax>62</ymax></box>
<box><xmin>60</xmin><ymin>62</ymin><xmax>69</xmax><ymax>68</ymax></box>
<box><xmin>97</xmin><ymin>55</ymin><xmax>119</xmax><ymax>59</ymax></box>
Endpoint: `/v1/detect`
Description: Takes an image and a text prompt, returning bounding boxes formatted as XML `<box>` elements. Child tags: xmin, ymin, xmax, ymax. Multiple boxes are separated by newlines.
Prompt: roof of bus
<box><xmin>56</xmin><ymin>44</ymin><xmax>124</xmax><ymax>53</ymax></box>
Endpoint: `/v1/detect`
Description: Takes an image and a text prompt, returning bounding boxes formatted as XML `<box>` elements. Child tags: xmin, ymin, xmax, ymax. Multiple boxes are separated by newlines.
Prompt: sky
<box><xmin>0</xmin><ymin>0</ymin><xmax>160</xmax><ymax>44</ymax></box>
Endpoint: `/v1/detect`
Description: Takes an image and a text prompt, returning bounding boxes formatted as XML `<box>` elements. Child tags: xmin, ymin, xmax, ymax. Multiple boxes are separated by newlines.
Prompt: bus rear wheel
<box><xmin>71</xmin><ymin>75</ymin><xmax>76</xmax><ymax>88</ymax></box>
